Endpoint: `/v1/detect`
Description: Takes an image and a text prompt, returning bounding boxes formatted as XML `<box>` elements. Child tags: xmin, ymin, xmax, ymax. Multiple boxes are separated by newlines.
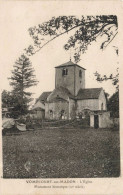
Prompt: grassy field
<box><xmin>2</xmin><ymin>127</ymin><xmax>120</xmax><ymax>178</ymax></box>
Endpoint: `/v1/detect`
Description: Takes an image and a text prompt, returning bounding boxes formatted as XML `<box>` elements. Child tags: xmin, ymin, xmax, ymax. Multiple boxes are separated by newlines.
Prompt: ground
<box><xmin>2</xmin><ymin>126</ymin><xmax>120</xmax><ymax>178</ymax></box>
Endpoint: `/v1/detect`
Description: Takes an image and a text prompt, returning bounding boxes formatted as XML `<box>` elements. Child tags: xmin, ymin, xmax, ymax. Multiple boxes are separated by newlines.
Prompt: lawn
<box><xmin>2</xmin><ymin>127</ymin><xmax>120</xmax><ymax>178</ymax></box>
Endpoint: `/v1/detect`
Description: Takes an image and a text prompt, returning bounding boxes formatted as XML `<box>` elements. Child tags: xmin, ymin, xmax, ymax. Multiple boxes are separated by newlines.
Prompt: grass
<box><xmin>2</xmin><ymin>127</ymin><xmax>120</xmax><ymax>178</ymax></box>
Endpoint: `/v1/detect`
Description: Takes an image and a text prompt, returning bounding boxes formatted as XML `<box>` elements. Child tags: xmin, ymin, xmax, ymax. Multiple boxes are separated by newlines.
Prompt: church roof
<box><xmin>49</xmin><ymin>96</ymin><xmax>68</xmax><ymax>103</ymax></box>
<box><xmin>55</xmin><ymin>60</ymin><xmax>86</xmax><ymax>70</ymax></box>
<box><xmin>56</xmin><ymin>86</ymin><xmax>74</xmax><ymax>98</ymax></box>
<box><xmin>47</xmin><ymin>86</ymin><xmax>74</xmax><ymax>102</ymax></box>
<box><xmin>36</xmin><ymin>91</ymin><xmax>52</xmax><ymax>103</ymax></box>
<box><xmin>76</xmin><ymin>88</ymin><xmax>102</xmax><ymax>100</ymax></box>
<box><xmin>30</xmin><ymin>107</ymin><xmax>45</xmax><ymax>112</ymax></box>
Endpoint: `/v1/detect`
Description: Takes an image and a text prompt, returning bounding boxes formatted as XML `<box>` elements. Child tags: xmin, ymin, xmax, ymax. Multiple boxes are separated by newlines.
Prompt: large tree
<box><xmin>25</xmin><ymin>15</ymin><xmax>118</xmax><ymax>58</ymax></box>
<box><xmin>2</xmin><ymin>90</ymin><xmax>12</xmax><ymax>109</ymax></box>
<box><xmin>9</xmin><ymin>54</ymin><xmax>38</xmax><ymax>116</ymax></box>
<box><xmin>2</xmin><ymin>90</ymin><xmax>21</xmax><ymax>118</ymax></box>
<box><xmin>107</xmin><ymin>91</ymin><xmax>119</xmax><ymax>118</ymax></box>
<box><xmin>25</xmin><ymin>15</ymin><xmax>118</xmax><ymax>89</ymax></box>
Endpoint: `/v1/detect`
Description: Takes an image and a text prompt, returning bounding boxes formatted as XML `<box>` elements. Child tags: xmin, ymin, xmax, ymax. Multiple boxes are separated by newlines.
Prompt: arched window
<box><xmin>61</xmin><ymin>110</ymin><xmax>64</xmax><ymax>115</ymax></box>
<box><xmin>62</xmin><ymin>68</ymin><xmax>68</xmax><ymax>76</ymax></box>
<box><xmin>79</xmin><ymin>70</ymin><xmax>82</xmax><ymax>77</ymax></box>
<box><xmin>49</xmin><ymin>110</ymin><xmax>53</xmax><ymax>114</ymax></box>
<box><xmin>101</xmin><ymin>103</ymin><xmax>103</xmax><ymax>110</ymax></box>
<box><xmin>49</xmin><ymin>110</ymin><xmax>53</xmax><ymax>119</ymax></box>
<box><xmin>61</xmin><ymin>110</ymin><xmax>65</xmax><ymax>119</ymax></box>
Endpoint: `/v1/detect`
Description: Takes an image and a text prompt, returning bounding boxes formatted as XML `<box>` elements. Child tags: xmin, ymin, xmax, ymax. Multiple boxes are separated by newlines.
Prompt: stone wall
<box><xmin>45</xmin><ymin>101</ymin><xmax>69</xmax><ymax>120</ymax></box>
<box><xmin>99</xmin><ymin>112</ymin><xmax>113</xmax><ymax>128</ymax></box>
<box><xmin>55</xmin><ymin>65</ymin><xmax>85</xmax><ymax>96</ymax></box>
<box><xmin>69</xmin><ymin>98</ymin><xmax>76</xmax><ymax>119</ymax></box>
<box><xmin>77</xmin><ymin>99</ymin><xmax>99</xmax><ymax>112</ymax></box>
<box><xmin>90</xmin><ymin>115</ymin><xmax>94</xmax><ymax>127</ymax></box>
<box><xmin>99</xmin><ymin>114</ymin><xmax>119</xmax><ymax>128</ymax></box>
<box><xmin>90</xmin><ymin>111</ymin><xmax>119</xmax><ymax>128</ymax></box>
<box><xmin>75</xmin><ymin>66</ymin><xmax>85</xmax><ymax>95</ymax></box>
<box><xmin>30</xmin><ymin>110</ymin><xmax>45</xmax><ymax>119</ymax></box>
<box><xmin>55</xmin><ymin>66</ymin><xmax>75</xmax><ymax>95</ymax></box>
<box><xmin>98</xmin><ymin>89</ymin><xmax>107</xmax><ymax>110</ymax></box>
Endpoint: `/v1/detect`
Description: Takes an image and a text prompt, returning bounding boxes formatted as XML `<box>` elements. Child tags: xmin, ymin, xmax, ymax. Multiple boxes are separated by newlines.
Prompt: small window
<box><xmin>49</xmin><ymin>110</ymin><xmax>53</xmax><ymax>119</ymax></box>
<box><xmin>62</xmin><ymin>68</ymin><xmax>68</xmax><ymax>76</ymax></box>
<box><xmin>61</xmin><ymin>110</ymin><xmax>64</xmax><ymax>114</ymax></box>
<box><xmin>101</xmin><ymin>103</ymin><xmax>103</xmax><ymax>110</ymax></box>
<box><xmin>79</xmin><ymin>70</ymin><xmax>82</xmax><ymax>77</ymax></box>
<box><xmin>61</xmin><ymin>110</ymin><xmax>65</xmax><ymax>118</ymax></box>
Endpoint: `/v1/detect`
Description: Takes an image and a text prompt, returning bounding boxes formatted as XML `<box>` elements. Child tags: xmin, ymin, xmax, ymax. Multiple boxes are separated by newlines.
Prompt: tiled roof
<box><xmin>47</xmin><ymin>86</ymin><xmax>74</xmax><ymax>102</ymax></box>
<box><xmin>36</xmin><ymin>91</ymin><xmax>52</xmax><ymax>103</ymax></box>
<box><xmin>56</xmin><ymin>86</ymin><xmax>74</xmax><ymax>99</ymax></box>
<box><xmin>55</xmin><ymin>60</ymin><xmax>86</xmax><ymax>70</ymax></box>
<box><xmin>76</xmin><ymin>88</ymin><xmax>102</xmax><ymax>100</ymax></box>
<box><xmin>36</xmin><ymin>88</ymin><xmax>102</xmax><ymax>103</ymax></box>
<box><xmin>30</xmin><ymin>107</ymin><xmax>45</xmax><ymax>112</ymax></box>
<box><xmin>49</xmin><ymin>96</ymin><xmax>68</xmax><ymax>103</ymax></box>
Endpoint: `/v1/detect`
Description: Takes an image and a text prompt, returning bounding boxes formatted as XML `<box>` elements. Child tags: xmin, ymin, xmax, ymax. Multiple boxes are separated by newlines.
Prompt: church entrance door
<box><xmin>94</xmin><ymin>115</ymin><xmax>99</xmax><ymax>128</ymax></box>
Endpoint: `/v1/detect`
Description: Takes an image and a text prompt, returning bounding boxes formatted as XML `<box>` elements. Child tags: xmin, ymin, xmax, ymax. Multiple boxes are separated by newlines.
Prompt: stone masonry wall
<box><xmin>45</xmin><ymin>101</ymin><xmax>69</xmax><ymax>119</ymax></box>
<box><xmin>55</xmin><ymin>66</ymin><xmax>75</xmax><ymax>96</ymax></box>
<box><xmin>77</xmin><ymin>99</ymin><xmax>99</xmax><ymax>112</ymax></box>
<box><xmin>75</xmin><ymin>66</ymin><xmax>85</xmax><ymax>95</ymax></box>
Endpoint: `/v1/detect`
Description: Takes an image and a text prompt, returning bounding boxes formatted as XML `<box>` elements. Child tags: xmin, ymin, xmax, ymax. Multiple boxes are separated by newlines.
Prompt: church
<box><xmin>33</xmin><ymin>60</ymin><xmax>107</xmax><ymax>120</ymax></box>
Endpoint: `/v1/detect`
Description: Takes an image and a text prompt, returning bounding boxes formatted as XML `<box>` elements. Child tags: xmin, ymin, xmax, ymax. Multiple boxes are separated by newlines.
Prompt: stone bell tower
<box><xmin>55</xmin><ymin>60</ymin><xmax>86</xmax><ymax>96</ymax></box>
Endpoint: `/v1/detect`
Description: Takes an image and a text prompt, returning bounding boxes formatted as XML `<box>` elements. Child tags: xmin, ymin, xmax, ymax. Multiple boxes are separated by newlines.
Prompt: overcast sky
<box><xmin>0</xmin><ymin>1</ymin><xmax>119</xmax><ymax>104</ymax></box>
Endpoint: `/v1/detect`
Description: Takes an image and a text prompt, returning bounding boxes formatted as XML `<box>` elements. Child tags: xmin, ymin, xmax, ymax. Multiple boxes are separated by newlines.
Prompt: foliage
<box><xmin>94</xmin><ymin>67</ymin><xmax>119</xmax><ymax>91</ymax></box>
<box><xmin>2</xmin><ymin>90</ymin><xmax>18</xmax><ymax>117</ymax></box>
<box><xmin>2</xmin><ymin>90</ymin><xmax>13</xmax><ymax>109</ymax></box>
<box><xmin>25</xmin><ymin>15</ymin><xmax>118</xmax><ymax>89</ymax></box>
<box><xmin>107</xmin><ymin>90</ymin><xmax>119</xmax><ymax>117</ymax></box>
<box><xmin>9</xmin><ymin>54</ymin><xmax>38</xmax><ymax>116</ymax></box>
<box><xmin>2</xmin><ymin>90</ymin><xmax>26</xmax><ymax>118</ymax></box>
<box><xmin>25</xmin><ymin>15</ymin><xmax>118</xmax><ymax>62</ymax></box>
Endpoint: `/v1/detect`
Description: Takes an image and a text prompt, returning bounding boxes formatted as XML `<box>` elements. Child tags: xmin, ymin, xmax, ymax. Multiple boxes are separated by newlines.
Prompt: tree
<box><xmin>2</xmin><ymin>90</ymin><xmax>22</xmax><ymax>118</ymax></box>
<box><xmin>2</xmin><ymin>90</ymin><xmax>21</xmax><ymax>118</ymax></box>
<box><xmin>25</xmin><ymin>15</ymin><xmax>118</xmax><ymax>60</ymax></box>
<box><xmin>25</xmin><ymin>15</ymin><xmax>118</xmax><ymax>89</ymax></box>
<box><xmin>107</xmin><ymin>91</ymin><xmax>119</xmax><ymax>117</ymax></box>
<box><xmin>2</xmin><ymin>90</ymin><xmax>12</xmax><ymax>109</ymax></box>
<box><xmin>9</xmin><ymin>54</ymin><xmax>38</xmax><ymax>116</ymax></box>
<box><xmin>94</xmin><ymin>67</ymin><xmax>119</xmax><ymax>91</ymax></box>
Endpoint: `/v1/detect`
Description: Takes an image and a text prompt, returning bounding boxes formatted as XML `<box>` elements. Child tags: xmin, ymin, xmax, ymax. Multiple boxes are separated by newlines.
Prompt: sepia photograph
<box><xmin>0</xmin><ymin>2</ymin><xmax>121</xmax><ymax>191</ymax></box>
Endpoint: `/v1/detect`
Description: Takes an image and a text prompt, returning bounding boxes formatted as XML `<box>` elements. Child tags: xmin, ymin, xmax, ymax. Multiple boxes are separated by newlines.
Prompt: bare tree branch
<box><xmin>103</xmin><ymin>31</ymin><xmax>118</xmax><ymax>49</ymax></box>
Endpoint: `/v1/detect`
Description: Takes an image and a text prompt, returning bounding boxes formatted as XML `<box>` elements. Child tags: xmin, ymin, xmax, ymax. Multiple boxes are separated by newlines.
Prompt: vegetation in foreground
<box><xmin>2</xmin><ymin>126</ymin><xmax>120</xmax><ymax>178</ymax></box>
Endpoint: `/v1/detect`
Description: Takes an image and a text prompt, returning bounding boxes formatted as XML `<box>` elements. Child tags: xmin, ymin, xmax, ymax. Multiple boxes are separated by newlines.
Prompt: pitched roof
<box><xmin>47</xmin><ymin>86</ymin><xmax>74</xmax><ymax>102</ymax></box>
<box><xmin>55</xmin><ymin>60</ymin><xmax>86</xmax><ymax>70</ymax></box>
<box><xmin>48</xmin><ymin>96</ymin><xmax>68</xmax><ymax>103</ymax></box>
<box><xmin>56</xmin><ymin>86</ymin><xmax>74</xmax><ymax>99</ymax></box>
<box><xmin>36</xmin><ymin>91</ymin><xmax>52</xmax><ymax>103</ymax></box>
<box><xmin>76</xmin><ymin>88</ymin><xmax>102</xmax><ymax>100</ymax></box>
<box><xmin>30</xmin><ymin>107</ymin><xmax>45</xmax><ymax>112</ymax></box>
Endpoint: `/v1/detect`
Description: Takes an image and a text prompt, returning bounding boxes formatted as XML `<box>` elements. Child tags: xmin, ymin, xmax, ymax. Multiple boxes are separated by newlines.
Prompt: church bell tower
<box><xmin>55</xmin><ymin>60</ymin><xmax>86</xmax><ymax>96</ymax></box>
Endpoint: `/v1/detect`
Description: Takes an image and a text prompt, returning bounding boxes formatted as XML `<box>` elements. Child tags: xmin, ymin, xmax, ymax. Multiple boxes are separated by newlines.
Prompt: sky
<box><xmin>0</xmin><ymin>1</ymin><xmax>119</xmax><ymax>105</ymax></box>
